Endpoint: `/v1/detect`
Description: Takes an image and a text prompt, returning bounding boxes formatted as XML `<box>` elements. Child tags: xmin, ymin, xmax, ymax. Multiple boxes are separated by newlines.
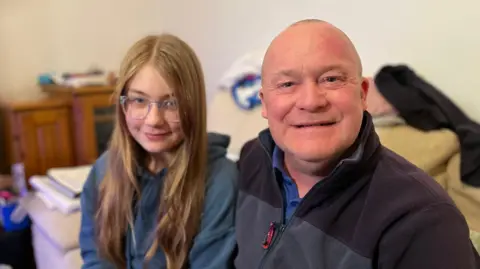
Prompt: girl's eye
<box><xmin>164</xmin><ymin>99</ymin><xmax>178</xmax><ymax>109</ymax></box>
<box><xmin>132</xmin><ymin>97</ymin><xmax>146</xmax><ymax>103</ymax></box>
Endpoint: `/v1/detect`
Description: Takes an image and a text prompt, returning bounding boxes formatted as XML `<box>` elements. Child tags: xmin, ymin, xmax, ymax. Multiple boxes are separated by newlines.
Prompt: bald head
<box><xmin>258</xmin><ymin>19</ymin><xmax>369</xmax><ymax>175</ymax></box>
<box><xmin>261</xmin><ymin>20</ymin><xmax>363</xmax><ymax>81</ymax></box>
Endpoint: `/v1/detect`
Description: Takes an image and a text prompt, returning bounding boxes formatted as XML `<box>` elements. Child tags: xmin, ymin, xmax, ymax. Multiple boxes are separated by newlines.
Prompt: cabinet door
<box><xmin>73</xmin><ymin>93</ymin><xmax>115</xmax><ymax>165</ymax></box>
<box><xmin>13</xmin><ymin>107</ymin><xmax>75</xmax><ymax>180</ymax></box>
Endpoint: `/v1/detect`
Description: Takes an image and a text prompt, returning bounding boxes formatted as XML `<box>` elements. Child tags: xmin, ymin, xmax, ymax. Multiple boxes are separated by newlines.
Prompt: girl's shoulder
<box><xmin>205</xmin><ymin>154</ymin><xmax>238</xmax><ymax>200</ymax></box>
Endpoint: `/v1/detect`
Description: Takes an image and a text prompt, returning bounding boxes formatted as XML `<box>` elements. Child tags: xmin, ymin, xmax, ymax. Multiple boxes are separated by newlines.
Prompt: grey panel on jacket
<box><xmin>235</xmin><ymin>191</ymin><xmax>282</xmax><ymax>269</ymax></box>
<box><xmin>261</xmin><ymin>217</ymin><xmax>371</xmax><ymax>269</ymax></box>
<box><xmin>235</xmin><ymin>192</ymin><xmax>371</xmax><ymax>269</ymax></box>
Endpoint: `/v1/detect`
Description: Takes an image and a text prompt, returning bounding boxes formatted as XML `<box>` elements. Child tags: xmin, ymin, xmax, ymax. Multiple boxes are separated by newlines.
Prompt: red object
<box><xmin>262</xmin><ymin>222</ymin><xmax>276</xmax><ymax>249</ymax></box>
<box><xmin>0</xmin><ymin>191</ymin><xmax>15</xmax><ymax>201</ymax></box>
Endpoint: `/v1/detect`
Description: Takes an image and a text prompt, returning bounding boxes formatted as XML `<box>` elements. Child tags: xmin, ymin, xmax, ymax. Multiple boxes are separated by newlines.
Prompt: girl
<box><xmin>79</xmin><ymin>34</ymin><xmax>237</xmax><ymax>269</ymax></box>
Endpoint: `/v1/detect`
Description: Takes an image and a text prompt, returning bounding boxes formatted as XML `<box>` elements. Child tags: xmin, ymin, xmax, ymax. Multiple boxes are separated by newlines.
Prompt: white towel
<box><xmin>218</xmin><ymin>49</ymin><xmax>265</xmax><ymax>90</ymax></box>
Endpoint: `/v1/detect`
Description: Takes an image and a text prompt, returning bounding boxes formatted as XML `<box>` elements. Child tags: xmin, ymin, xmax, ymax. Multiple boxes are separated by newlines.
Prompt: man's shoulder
<box><xmin>365</xmin><ymin>148</ymin><xmax>478</xmax><ymax>268</ymax></box>
<box><xmin>371</xmin><ymin>146</ymin><xmax>457</xmax><ymax>212</ymax></box>
<box><xmin>237</xmin><ymin>137</ymin><xmax>272</xmax><ymax>179</ymax></box>
<box><xmin>238</xmin><ymin>137</ymin><xmax>266</xmax><ymax>165</ymax></box>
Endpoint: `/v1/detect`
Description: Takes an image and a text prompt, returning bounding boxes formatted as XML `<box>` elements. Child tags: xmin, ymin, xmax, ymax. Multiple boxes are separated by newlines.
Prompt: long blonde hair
<box><xmin>96</xmin><ymin>34</ymin><xmax>208</xmax><ymax>269</ymax></box>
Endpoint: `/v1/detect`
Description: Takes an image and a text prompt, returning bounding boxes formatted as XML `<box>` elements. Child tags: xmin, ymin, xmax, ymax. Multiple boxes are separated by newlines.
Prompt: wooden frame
<box><xmin>72</xmin><ymin>91</ymin><xmax>115</xmax><ymax>165</ymax></box>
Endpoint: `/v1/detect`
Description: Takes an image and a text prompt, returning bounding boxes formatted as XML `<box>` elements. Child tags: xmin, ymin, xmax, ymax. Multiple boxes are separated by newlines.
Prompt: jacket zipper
<box><xmin>257</xmin><ymin>190</ymin><xmax>307</xmax><ymax>268</ymax></box>
<box><xmin>256</xmin><ymin>141</ymin><xmax>347</xmax><ymax>268</ymax></box>
<box><xmin>256</xmin><ymin>142</ymin><xmax>285</xmax><ymax>269</ymax></box>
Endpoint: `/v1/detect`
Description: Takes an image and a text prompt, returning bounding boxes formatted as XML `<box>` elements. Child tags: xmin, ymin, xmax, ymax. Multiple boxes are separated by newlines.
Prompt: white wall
<box><xmin>0</xmin><ymin>0</ymin><xmax>163</xmax><ymax>101</ymax></box>
<box><xmin>160</xmin><ymin>0</ymin><xmax>480</xmax><ymax>121</ymax></box>
<box><xmin>1</xmin><ymin>0</ymin><xmax>479</xmax><ymax>120</ymax></box>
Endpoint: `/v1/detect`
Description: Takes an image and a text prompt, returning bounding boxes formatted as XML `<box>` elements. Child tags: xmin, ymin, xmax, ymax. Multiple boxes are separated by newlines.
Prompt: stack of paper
<box><xmin>29</xmin><ymin>176</ymin><xmax>80</xmax><ymax>214</ymax></box>
<box><xmin>46</xmin><ymin>165</ymin><xmax>92</xmax><ymax>199</ymax></box>
<box><xmin>28</xmin><ymin>165</ymin><xmax>92</xmax><ymax>215</ymax></box>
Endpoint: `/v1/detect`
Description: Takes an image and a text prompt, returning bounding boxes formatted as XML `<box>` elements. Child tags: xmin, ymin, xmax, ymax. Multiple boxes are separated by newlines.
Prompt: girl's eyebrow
<box><xmin>127</xmin><ymin>89</ymin><xmax>149</xmax><ymax>97</ymax></box>
<box><xmin>127</xmin><ymin>89</ymin><xmax>175</xmax><ymax>101</ymax></box>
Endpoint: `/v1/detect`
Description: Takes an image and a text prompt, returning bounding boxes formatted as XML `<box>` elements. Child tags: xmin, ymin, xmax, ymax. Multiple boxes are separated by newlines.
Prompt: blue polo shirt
<box><xmin>272</xmin><ymin>146</ymin><xmax>302</xmax><ymax>222</ymax></box>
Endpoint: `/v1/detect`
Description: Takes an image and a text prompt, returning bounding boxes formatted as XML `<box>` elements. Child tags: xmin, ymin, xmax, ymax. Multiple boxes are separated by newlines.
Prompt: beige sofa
<box><xmin>21</xmin><ymin>194</ymin><xmax>82</xmax><ymax>269</ymax></box>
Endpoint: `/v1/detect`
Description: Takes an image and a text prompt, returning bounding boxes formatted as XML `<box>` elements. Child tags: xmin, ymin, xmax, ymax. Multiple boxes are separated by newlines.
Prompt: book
<box><xmin>29</xmin><ymin>176</ymin><xmax>80</xmax><ymax>214</ymax></box>
<box><xmin>46</xmin><ymin>165</ymin><xmax>92</xmax><ymax>199</ymax></box>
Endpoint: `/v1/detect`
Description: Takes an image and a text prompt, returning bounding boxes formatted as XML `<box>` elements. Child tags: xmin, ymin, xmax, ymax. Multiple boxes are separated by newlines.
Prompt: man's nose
<box><xmin>144</xmin><ymin>104</ymin><xmax>165</xmax><ymax>126</ymax></box>
<box><xmin>295</xmin><ymin>81</ymin><xmax>328</xmax><ymax>111</ymax></box>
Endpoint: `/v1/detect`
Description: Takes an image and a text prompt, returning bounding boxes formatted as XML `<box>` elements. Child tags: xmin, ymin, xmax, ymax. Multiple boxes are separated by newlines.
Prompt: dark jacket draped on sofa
<box><xmin>375</xmin><ymin>65</ymin><xmax>480</xmax><ymax>187</ymax></box>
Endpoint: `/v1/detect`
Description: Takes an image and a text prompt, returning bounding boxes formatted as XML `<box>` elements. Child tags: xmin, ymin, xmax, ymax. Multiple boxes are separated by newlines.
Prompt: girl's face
<box><xmin>123</xmin><ymin>64</ymin><xmax>184</xmax><ymax>156</ymax></box>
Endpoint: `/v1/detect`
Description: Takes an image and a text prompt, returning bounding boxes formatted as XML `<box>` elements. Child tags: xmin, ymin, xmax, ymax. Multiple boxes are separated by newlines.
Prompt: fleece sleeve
<box><xmin>78</xmin><ymin>163</ymin><xmax>117</xmax><ymax>269</ymax></box>
<box><xmin>188</xmin><ymin>159</ymin><xmax>238</xmax><ymax>269</ymax></box>
<box><xmin>378</xmin><ymin>202</ymin><xmax>480</xmax><ymax>268</ymax></box>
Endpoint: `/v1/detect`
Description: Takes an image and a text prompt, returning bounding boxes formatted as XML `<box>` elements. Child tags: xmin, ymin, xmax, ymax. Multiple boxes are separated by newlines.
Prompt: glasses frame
<box><xmin>119</xmin><ymin>95</ymin><xmax>180</xmax><ymax>122</ymax></box>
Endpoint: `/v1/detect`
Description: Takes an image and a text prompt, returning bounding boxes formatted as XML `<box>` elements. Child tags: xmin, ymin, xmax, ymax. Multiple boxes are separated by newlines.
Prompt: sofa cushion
<box><xmin>375</xmin><ymin>125</ymin><xmax>459</xmax><ymax>187</ymax></box>
<box><xmin>207</xmin><ymin>90</ymin><xmax>267</xmax><ymax>155</ymax></box>
<box><xmin>64</xmin><ymin>248</ymin><xmax>82</xmax><ymax>269</ymax></box>
<box><xmin>446</xmin><ymin>153</ymin><xmax>480</xmax><ymax>232</ymax></box>
<box><xmin>21</xmin><ymin>193</ymin><xmax>81</xmax><ymax>251</ymax></box>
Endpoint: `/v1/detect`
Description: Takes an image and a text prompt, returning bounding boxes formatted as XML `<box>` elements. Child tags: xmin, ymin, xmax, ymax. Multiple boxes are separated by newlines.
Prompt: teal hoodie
<box><xmin>79</xmin><ymin>133</ymin><xmax>238</xmax><ymax>269</ymax></box>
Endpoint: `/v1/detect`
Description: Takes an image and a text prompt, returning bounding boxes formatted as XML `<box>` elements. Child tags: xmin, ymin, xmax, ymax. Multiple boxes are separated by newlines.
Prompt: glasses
<box><xmin>120</xmin><ymin>95</ymin><xmax>180</xmax><ymax>122</ymax></box>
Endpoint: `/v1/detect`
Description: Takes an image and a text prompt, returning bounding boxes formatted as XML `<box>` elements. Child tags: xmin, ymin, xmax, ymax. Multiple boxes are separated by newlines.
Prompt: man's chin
<box><xmin>288</xmin><ymin>145</ymin><xmax>341</xmax><ymax>163</ymax></box>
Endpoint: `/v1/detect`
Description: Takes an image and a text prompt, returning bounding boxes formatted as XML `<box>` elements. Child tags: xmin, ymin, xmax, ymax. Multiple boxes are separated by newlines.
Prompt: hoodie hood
<box><xmin>207</xmin><ymin>132</ymin><xmax>231</xmax><ymax>163</ymax></box>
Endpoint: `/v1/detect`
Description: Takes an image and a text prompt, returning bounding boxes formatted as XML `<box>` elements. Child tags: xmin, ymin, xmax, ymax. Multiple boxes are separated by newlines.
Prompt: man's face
<box><xmin>261</xmin><ymin>24</ymin><xmax>369</xmax><ymax>163</ymax></box>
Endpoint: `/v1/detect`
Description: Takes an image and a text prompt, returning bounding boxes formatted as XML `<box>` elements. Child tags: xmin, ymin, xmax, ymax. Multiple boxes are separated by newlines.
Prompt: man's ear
<box><xmin>259</xmin><ymin>90</ymin><xmax>267</xmax><ymax>119</ymax></box>
<box><xmin>360</xmin><ymin>78</ymin><xmax>370</xmax><ymax>110</ymax></box>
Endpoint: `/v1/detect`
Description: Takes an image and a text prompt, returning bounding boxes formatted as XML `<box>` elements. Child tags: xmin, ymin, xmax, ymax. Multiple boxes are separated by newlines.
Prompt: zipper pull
<box><xmin>262</xmin><ymin>222</ymin><xmax>276</xmax><ymax>249</ymax></box>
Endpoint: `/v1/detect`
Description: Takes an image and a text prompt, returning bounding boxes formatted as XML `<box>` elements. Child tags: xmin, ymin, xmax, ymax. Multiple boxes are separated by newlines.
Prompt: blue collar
<box><xmin>272</xmin><ymin>146</ymin><xmax>294</xmax><ymax>184</ymax></box>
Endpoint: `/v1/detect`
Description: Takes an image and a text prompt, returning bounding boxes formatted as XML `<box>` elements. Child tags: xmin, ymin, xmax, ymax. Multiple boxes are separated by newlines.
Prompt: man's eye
<box><xmin>279</xmin><ymin>81</ymin><xmax>295</xmax><ymax>88</ymax></box>
<box><xmin>325</xmin><ymin>76</ymin><xmax>339</xmax><ymax>83</ymax></box>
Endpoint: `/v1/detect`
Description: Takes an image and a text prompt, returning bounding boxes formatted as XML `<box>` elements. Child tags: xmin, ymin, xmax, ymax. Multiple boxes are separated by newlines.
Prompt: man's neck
<box><xmin>283</xmin><ymin>153</ymin><xmax>336</xmax><ymax>198</ymax></box>
<box><xmin>282</xmin><ymin>139</ymin><xmax>360</xmax><ymax>198</ymax></box>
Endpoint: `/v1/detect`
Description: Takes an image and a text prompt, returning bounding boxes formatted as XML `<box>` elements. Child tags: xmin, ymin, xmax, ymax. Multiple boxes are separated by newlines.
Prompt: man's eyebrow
<box><xmin>317</xmin><ymin>64</ymin><xmax>348</xmax><ymax>74</ymax></box>
<box><xmin>269</xmin><ymin>69</ymin><xmax>301</xmax><ymax>81</ymax></box>
<box><xmin>269</xmin><ymin>65</ymin><xmax>347</xmax><ymax>79</ymax></box>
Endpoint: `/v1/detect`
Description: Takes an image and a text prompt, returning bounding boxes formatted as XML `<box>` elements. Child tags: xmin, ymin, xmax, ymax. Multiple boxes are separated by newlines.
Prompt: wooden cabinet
<box><xmin>2</xmin><ymin>98</ymin><xmax>75</xmax><ymax>181</ymax></box>
<box><xmin>68</xmin><ymin>87</ymin><xmax>115</xmax><ymax>165</ymax></box>
<box><xmin>0</xmin><ymin>85</ymin><xmax>115</xmax><ymax>183</ymax></box>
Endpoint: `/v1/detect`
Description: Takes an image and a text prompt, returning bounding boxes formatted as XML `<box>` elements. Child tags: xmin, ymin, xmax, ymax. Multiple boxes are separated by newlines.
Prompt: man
<box><xmin>235</xmin><ymin>19</ymin><xmax>480</xmax><ymax>268</ymax></box>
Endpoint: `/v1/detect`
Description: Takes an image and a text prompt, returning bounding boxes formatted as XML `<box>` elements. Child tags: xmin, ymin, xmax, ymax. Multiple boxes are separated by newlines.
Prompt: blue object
<box><xmin>0</xmin><ymin>202</ymin><xmax>30</xmax><ymax>232</ymax></box>
<box><xmin>37</xmin><ymin>73</ymin><xmax>55</xmax><ymax>85</ymax></box>
<box><xmin>231</xmin><ymin>74</ymin><xmax>262</xmax><ymax>110</ymax></box>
